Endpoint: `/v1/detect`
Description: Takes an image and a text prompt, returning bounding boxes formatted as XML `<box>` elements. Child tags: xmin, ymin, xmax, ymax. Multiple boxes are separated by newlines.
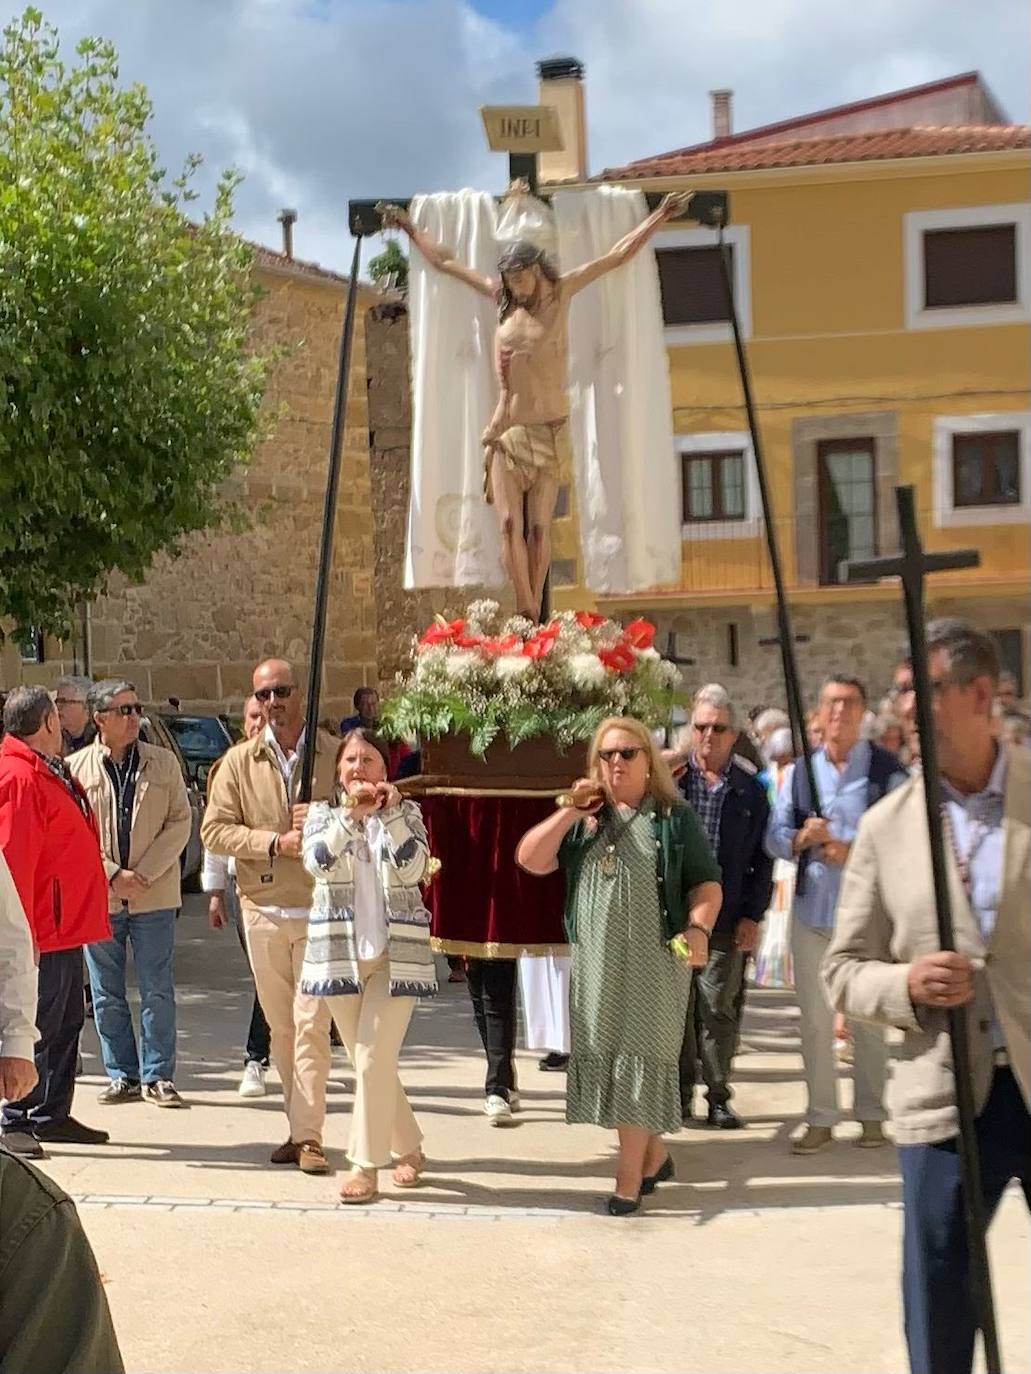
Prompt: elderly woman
<box><xmin>517</xmin><ymin>717</ymin><xmax>722</xmax><ymax>1215</ymax></box>
<box><xmin>300</xmin><ymin>729</ymin><xmax>436</xmax><ymax>1204</ymax></box>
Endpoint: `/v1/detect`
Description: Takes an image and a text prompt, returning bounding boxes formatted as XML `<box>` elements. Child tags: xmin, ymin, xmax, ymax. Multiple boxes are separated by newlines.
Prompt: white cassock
<box><xmin>518</xmin><ymin>952</ymin><xmax>571</xmax><ymax>1055</ymax></box>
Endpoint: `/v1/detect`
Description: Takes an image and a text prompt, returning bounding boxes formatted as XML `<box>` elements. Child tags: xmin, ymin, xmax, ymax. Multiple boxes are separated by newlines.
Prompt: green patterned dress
<box><xmin>561</xmin><ymin>802</ymin><xmax>694</xmax><ymax>1135</ymax></box>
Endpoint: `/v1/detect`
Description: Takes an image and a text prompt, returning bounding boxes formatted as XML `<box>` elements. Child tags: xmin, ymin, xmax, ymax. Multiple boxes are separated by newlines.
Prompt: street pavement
<box><xmin>33</xmin><ymin>895</ymin><xmax>1030</xmax><ymax>1373</ymax></box>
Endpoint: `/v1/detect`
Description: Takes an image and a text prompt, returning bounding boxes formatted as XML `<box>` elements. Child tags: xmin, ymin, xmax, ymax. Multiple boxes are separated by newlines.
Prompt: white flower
<box><xmin>567</xmin><ymin>652</ymin><xmax>607</xmax><ymax>690</ymax></box>
<box><xmin>636</xmin><ymin>647</ymin><xmax>660</xmax><ymax>662</ymax></box>
<box><xmin>495</xmin><ymin>654</ymin><xmax>532</xmax><ymax>679</ymax></box>
<box><xmin>443</xmin><ymin>651</ymin><xmax>481</xmax><ymax>681</ymax></box>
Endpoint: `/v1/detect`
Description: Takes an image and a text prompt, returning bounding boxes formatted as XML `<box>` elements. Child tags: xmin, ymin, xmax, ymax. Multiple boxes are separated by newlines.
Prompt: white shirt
<box><xmin>351</xmin><ymin>815</ymin><xmax>388</xmax><ymax>960</ymax></box>
<box><xmin>254</xmin><ymin>724</ymin><xmax>310</xmax><ymax>921</ymax></box>
<box><xmin>0</xmin><ymin>851</ymin><xmax>38</xmax><ymax>1063</ymax></box>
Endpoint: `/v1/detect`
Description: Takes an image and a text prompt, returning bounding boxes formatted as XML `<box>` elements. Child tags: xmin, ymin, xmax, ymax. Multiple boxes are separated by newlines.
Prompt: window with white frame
<box><xmin>932</xmin><ymin>412</ymin><xmax>1031</xmax><ymax>527</ymax></box>
<box><xmin>677</xmin><ymin>432</ymin><xmax>759</xmax><ymax>537</ymax></box>
<box><xmin>657</xmin><ymin>225</ymin><xmax>751</xmax><ymax>345</ymax></box>
<box><xmin>904</xmin><ymin>203</ymin><xmax>1030</xmax><ymax>330</ymax></box>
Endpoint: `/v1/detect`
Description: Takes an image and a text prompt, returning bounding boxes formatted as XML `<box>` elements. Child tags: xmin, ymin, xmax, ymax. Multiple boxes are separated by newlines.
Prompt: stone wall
<box><xmin>5</xmin><ymin>257</ymin><xmax>380</xmax><ymax>720</ymax></box>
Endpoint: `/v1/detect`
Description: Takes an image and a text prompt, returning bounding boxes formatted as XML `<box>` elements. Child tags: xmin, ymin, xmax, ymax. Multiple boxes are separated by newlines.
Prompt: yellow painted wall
<box><xmin>555</xmin><ymin>153</ymin><xmax>1030</xmax><ymax>610</ymax></box>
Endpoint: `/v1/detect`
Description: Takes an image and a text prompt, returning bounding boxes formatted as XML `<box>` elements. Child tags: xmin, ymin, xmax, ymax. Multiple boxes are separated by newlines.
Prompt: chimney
<box><xmin>537</xmin><ymin>56</ymin><xmax>588</xmax><ymax>183</ymax></box>
<box><xmin>277</xmin><ymin>207</ymin><xmax>297</xmax><ymax>260</ymax></box>
<box><xmin>710</xmin><ymin>89</ymin><xmax>733</xmax><ymax>141</ymax></box>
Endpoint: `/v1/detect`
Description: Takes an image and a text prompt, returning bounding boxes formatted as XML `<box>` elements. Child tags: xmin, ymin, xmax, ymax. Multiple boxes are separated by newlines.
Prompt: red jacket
<box><xmin>0</xmin><ymin>735</ymin><xmax>111</xmax><ymax>953</ymax></box>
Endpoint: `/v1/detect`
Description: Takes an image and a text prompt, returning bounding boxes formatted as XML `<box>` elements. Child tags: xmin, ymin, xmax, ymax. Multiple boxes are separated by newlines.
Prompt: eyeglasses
<box><xmin>598</xmin><ymin>747</ymin><xmax>643</xmax><ymax>763</ymax></box>
<box><xmin>54</xmin><ymin>697</ymin><xmax>85</xmax><ymax>707</ymax></box>
<box><xmin>692</xmin><ymin>721</ymin><xmax>730</xmax><ymax>735</ymax></box>
<box><xmin>254</xmin><ymin>685</ymin><xmax>295</xmax><ymax>703</ymax></box>
<box><xmin>98</xmin><ymin>703</ymin><xmax>143</xmax><ymax>718</ymax></box>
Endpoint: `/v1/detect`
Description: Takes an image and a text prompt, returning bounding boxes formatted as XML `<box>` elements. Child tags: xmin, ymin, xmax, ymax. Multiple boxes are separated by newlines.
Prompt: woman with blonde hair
<box><xmin>517</xmin><ymin>716</ymin><xmax>722</xmax><ymax>1214</ymax></box>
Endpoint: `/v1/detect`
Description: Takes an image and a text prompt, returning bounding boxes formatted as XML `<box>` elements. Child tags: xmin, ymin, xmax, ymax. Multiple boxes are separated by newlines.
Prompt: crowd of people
<box><xmin>0</xmin><ymin>619</ymin><xmax>1027</xmax><ymax>1374</ymax></box>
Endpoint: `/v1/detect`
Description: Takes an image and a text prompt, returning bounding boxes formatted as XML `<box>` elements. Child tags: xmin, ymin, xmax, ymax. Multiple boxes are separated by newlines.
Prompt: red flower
<box><xmin>575</xmin><ymin>611</ymin><xmax>606</xmax><ymax>630</ymax></box>
<box><xmin>624</xmin><ymin>618</ymin><xmax>656</xmax><ymax>650</ymax></box>
<box><xmin>454</xmin><ymin>634</ymin><xmax>483</xmax><ymax>649</ymax></box>
<box><xmin>521</xmin><ymin>634</ymin><xmax>555</xmax><ymax>660</ymax></box>
<box><xmin>419</xmin><ymin>618</ymin><xmax>466</xmax><ymax>648</ymax></box>
<box><xmin>479</xmin><ymin>634</ymin><xmax>520</xmax><ymax>656</ymax></box>
<box><xmin>599</xmin><ymin>641</ymin><xmax>636</xmax><ymax>673</ymax></box>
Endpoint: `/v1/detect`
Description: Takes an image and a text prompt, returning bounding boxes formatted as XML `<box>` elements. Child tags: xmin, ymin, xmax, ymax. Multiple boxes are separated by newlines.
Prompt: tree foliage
<box><xmin>367</xmin><ymin>237</ymin><xmax>408</xmax><ymax>294</ymax></box>
<box><xmin>0</xmin><ymin>9</ymin><xmax>273</xmax><ymax>637</ymax></box>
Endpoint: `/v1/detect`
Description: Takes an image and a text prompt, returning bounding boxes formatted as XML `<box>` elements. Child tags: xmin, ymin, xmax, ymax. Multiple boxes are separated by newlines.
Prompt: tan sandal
<box><xmin>338</xmin><ymin>1168</ymin><xmax>378</xmax><ymax>1205</ymax></box>
<box><xmin>392</xmin><ymin>1151</ymin><xmax>426</xmax><ymax>1189</ymax></box>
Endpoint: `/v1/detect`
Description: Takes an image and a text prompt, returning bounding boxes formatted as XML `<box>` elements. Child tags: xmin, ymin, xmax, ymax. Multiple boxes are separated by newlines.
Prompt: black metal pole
<box><xmin>893</xmin><ymin>486</ymin><xmax>1001</xmax><ymax>1373</ymax></box>
<box><xmin>715</xmin><ymin>227</ymin><xmax>821</xmax><ymax>811</ymax></box>
<box><xmin>299</xmin><ymin>233</ymin><xmax>364</xmax><ymax>802</ymax></box>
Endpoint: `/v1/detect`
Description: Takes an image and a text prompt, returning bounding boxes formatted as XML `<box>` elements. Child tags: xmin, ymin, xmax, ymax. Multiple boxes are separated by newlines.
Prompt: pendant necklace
<box><xmin>597</xmin><ymin>804</ymin><xmax>641</xmax><ymax>878</ymax></box>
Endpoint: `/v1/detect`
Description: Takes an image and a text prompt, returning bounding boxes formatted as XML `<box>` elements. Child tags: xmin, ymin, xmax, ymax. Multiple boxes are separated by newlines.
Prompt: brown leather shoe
<box><xmin>298</xmin><ymin>1140</ymin><xmax>329</xmax><ymax>1174</ymax></box>
<box><xmin>270</xmin><ymin>1139</ymin><xmax>300</xmax><ymax>1166</ymax></box>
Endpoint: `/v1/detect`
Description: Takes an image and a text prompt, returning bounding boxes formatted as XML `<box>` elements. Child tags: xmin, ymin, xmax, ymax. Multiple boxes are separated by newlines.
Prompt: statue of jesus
<box><xmin>380</xmin><ymin>188</ymin><xmax>691</xmax><ymax>620</ymax></box>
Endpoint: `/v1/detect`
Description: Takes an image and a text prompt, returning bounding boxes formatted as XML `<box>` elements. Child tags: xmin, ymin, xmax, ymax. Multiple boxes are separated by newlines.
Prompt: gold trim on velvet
<box><xmin>431</xmin><ymin>938</ymin><xmax>570</xmax><ymax>958</ymax></box>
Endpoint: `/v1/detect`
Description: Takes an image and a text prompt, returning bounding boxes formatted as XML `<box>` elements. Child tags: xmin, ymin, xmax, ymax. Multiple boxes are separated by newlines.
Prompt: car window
<box><xmin>160</xmin><ymin>714</ymin><xmax>232</xmax><ymax>757</ymax></box>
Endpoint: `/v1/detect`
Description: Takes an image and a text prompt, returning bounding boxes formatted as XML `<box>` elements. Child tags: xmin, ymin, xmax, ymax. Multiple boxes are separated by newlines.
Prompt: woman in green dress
<box><xmin>517</xmin><ymin>716</ymin><xmax>722</xmax><ymax>1215</ymax></box>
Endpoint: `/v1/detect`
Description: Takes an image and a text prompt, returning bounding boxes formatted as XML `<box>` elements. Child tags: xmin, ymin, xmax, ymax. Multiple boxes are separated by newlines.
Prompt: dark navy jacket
<box><xmin>680</xmin><ymin>756</ymin><xmax>775</xmax><ymax>937</ymax></box>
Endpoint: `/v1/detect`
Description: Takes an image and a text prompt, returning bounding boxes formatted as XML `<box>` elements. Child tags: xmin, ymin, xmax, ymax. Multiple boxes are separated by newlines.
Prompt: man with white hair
<box><xmin>676</xmin><ymin>684</ymin><xmax>774</xmax><ymax>1128</ymax></box>
<box><xmin>54</xmin><ymin>675</ymin><xmax>95</xmax><ymax>756</ymax></box>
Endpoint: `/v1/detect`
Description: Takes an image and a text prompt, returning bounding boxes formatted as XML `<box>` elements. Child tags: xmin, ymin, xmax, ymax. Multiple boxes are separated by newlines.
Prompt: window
<box><xmin>17</xmin><ymin>628</ymin><xmax>44</xmax><ymax>664</ymax></box>
<box><xmin>658</xmin><ymin>225</ymin><xmax>751</xmax><ymax>344</ymax></box>
<box><xmin>554</xmin><ymin>484</ymin><xmax>571</xmax><ymax>519</ymax></box>
<box><xmin>682</xmin><ymin>450</ymin><xmax>746</xmax><ymax>522</ymax></box>
<box><xmin>817</xmin><ymin>438</ymin><xmax>877</xmax><ymax>585</ymax></box>
<box><xmin>924</xmin><ymin>224</ymin><xmax>1016</xmax><ymax>309</ymax></box>
<box><xmin>952</xmin><ymin>431</ymin><xmax>1021</xmax><ymax>507</ymax></box>
<box><xmin>904</xmin><ymin>203</ymin><xmax>1030</xmax><ymax>330</ymax></box>
<box><xmin>932</xmin><ymin>413</ymin><xmax>1031</xmax><ymax>527</ymax></box>
<box><xmin>550</xmin><ymin>558</ymin><xmax>577</xmax><ymax>588</ymax></box>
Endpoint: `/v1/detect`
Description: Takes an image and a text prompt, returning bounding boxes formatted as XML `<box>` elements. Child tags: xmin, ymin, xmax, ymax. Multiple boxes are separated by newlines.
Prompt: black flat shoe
<box><xmin>606</xmin><ymin>1192</ymin><xmax>642</xmax><ymax>1216</ymax></box>
<box><xmin>538</xmin><ymin>1052</ymin><xmax>569</xmax><ymax>1072</ymax></box>
<box><xmin>708</xmin><ymin>1103</ymin><xmax>743</xmax><ymax>1130</ymax></box>
<box><xmin>640</xmin><ymin>1155</ymin><xmax>674</xmax><ymax>1196</ymax></box>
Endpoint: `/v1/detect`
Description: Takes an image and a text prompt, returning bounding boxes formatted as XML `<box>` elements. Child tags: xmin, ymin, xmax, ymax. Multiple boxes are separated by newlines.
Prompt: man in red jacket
<box><xmin>0</xmin><ymin>686</ymin><xmax>112</xmax><ymax>1156</ymax></box>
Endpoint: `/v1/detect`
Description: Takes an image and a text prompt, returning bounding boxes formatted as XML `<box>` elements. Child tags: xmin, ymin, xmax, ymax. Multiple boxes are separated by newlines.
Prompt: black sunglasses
<box><xmin>598</xmin><ymin>747</ymin><xmax>643</xmax><ymax>763</ymax></box>
<box><xmin>693</xmin><ymin>721</ymin><xmax>730</xmax><ymax>735</ymax></box>
<box><xmin>98</xmin><ymin>703</ymin><xmax>144</xmax><ymax>718</ymax></box>
<box><xmin>255</xmin><ymin>685</ymin><xmax>295</xmax><ymax>703</ymax></box>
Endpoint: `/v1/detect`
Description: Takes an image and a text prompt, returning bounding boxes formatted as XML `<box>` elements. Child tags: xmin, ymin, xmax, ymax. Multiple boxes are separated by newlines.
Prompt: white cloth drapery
<box><xmin>518</xmin><ymin>952</ymin><xmax>571</xmax><ymax>1055</ymax></box>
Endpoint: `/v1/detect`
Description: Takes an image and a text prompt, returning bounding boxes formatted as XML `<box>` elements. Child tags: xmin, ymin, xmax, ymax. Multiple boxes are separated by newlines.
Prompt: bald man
<box><xmin>201</xmin><ymin>660</ymin><xmax>339</xmax><ymax>1174</ymax></box>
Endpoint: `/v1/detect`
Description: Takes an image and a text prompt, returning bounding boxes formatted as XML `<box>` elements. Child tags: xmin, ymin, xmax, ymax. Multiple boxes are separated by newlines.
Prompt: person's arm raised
<box><xmin>378</xmin><ymin>203</ymin><xmax>497</xmax><ymax>299</ymax></box>
<box><xmin>561</xmin><ymin>191</ymin><xmax>693</xmax><ymax>296</ymax></box>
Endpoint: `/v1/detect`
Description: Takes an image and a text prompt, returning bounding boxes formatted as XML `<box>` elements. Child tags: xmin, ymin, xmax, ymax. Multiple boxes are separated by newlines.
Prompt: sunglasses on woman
<box><xmin>254</xmin><ymin>685</ymin><xmax>295</xmax><ymax>703</ymax></box>
<box><xmin>598</xmin><ymin>747</ymin><xmax>643</xmax><ymax>762</ymax></box>
<box><xmin>99</xmin><ymin>703</ymin><xmax>144</xmax><ymax>717</ymax></box>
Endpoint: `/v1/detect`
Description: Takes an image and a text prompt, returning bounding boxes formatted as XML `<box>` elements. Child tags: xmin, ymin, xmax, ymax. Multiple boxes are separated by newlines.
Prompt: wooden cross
<box><xmin>843</xmin><ymin>484</ymin><xmax>1001</xmax><ymax>1373</ymax></box>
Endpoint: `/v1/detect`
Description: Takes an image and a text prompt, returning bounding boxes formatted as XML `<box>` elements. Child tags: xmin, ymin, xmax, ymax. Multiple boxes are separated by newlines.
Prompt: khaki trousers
<box><xmin>241</xmin><ymin>902</ymin><xmax>331</xmax><ymax>1144</ymax></box>
<box><xmin>328</xmin><ymin>954</ymin><xmax>422</xmax><ymax>1170</ymax></box>
<box><xmin>792</xmin><ymin>919</ymin><xmax>886</xmax><ymax>1127</ymax></box>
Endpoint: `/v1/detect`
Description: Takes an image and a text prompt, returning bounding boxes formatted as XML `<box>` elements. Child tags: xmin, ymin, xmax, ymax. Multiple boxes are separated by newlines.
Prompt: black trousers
<box><xmin>1</xmin><ymin>948</ymin><xmax>84</xmax><ymax>1133</ymax></box>
<box><xmin>679</xmin><ymin>933</ymin><xmax>746</xmax><ymax>1108</ymax></box>
<box><xmin>898</xmin><ymin>1067</ymin><xmax>1031</xmax><ymax>1374</ymax></box>
<box><xmin>465</xmin><ymin>957</ymin><xmax>517</xmax><ymax>1100</ymax></box>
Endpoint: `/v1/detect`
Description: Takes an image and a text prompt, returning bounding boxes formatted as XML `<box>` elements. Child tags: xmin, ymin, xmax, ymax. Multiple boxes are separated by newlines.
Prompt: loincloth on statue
<box><xmin>484</xmin><ymin>420</ymin><xmax>570</xmax><ymax>503</ymax></box>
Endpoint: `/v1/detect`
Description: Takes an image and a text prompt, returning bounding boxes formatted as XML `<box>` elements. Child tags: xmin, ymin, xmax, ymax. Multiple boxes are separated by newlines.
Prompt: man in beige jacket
<box><xmin>824</xmin><ymin>619</ymin><xmax>1030</xmax><ymax>1374</ymax></box>
<box><xmin>201</xmin><ymin>658</ymin><xmax>338</xmax><ymax>1174</ymax></box>
<box><xmin>69</xmin><ymin>681</ymin><xmax>192</xmax><ymax>1109</ymax></box>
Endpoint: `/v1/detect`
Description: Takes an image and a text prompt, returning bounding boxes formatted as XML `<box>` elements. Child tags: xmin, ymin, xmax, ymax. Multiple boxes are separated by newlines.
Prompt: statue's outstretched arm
<box><xmin>561</xmin><ymin>190</ymin><xmax>694</xmax><ymax>296</ymax></box>
<box><xmin>377</xmin><ymin>203</ymin><xmax>497</xmax><ymax>299</ymax></box>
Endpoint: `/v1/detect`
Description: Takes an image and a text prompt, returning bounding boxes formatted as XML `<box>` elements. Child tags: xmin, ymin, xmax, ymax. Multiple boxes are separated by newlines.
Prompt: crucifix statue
<box><xmin>378</xmin><ymin>184</ymin><xmax>691</xmax><ymax>620</ymax></box>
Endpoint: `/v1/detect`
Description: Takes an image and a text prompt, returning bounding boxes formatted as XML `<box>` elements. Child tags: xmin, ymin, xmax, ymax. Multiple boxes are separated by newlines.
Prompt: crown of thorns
<box><xmin>497</xmin><ymin>240</ymin><xmax>556</xmax><ymax>277</ymax></box>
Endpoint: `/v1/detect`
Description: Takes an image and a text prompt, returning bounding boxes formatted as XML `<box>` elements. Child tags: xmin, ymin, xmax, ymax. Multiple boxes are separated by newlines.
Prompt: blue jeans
<box><xmin>85</xmin><ymin>908</ymin><xmax>177</xmax><ymax>1084</ymax></box>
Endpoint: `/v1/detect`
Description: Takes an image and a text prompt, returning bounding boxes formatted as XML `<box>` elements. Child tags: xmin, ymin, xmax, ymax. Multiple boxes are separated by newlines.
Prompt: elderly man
<box><xmin>0</xmin><ymin>687</ymin><xmax>111</xmax><ymax>1155</ymax></box>
<box><xmin>824</xmin><ymin>620</ymin><xmax>1030</xmax><ymax>1374</ymax></box>
<box><xmin>69</xmin><ymin>681</ymin><xmax>192</xmax><ymax>1109</ymax></box>
<box><xmin>767</xmin><ymin>674</ymin><xmax>907</xmax><ymax>1153</ymax></box>
<box><xmin>675</xmin><ymin>685</ymin><xmax>774</xmax><ymax>1128</ymax></box>
<box><xmin>54</xmin><ymin>674</ymin><xmax>95</xmax><ymax>756</ymax></box>
<box><xmin>202</xmin><ymin>658</ymin><xmax>338</xmax><ymax>1174</ymax></box>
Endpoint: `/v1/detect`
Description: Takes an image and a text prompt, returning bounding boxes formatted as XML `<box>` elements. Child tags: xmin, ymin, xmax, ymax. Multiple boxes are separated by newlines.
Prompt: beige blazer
<box><xmin>68</xmin><ymin>741</ymin><xmax>193</xmax><ymax>916</ymax></box>
<box><xmin>823</xmin><ymin>745</ymin><xmax>1029</xmax><ymax>1145</ymax></box>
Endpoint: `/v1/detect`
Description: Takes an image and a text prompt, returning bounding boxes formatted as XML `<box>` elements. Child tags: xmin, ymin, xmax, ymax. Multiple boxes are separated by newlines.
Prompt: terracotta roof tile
<box><xmin>249</xmin><ymin>242</ymin><xmax>352</xmax><ymax>285</ymax></box>
<box><xmin>597</xmin><ymin>125</ymin><xmax>1030</xmax><ymax>181</ymax></box>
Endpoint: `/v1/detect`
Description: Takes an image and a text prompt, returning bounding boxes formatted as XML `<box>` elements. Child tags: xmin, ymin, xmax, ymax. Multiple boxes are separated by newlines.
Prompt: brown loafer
<box><xmin>298</xmin><ymin>1140</ymin><xmax>329</xmax><ymax>1174</ymax></box>
<box><xmin>270</xmin><ymin>1139</ymin><xmax>300</xmax><ymax>1166</ymax></box>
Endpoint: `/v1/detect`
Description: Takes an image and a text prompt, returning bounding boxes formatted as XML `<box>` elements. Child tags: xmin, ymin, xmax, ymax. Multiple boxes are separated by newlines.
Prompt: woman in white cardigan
<box><xmin>300</xmin><ymin>729</ymin><xmax>436</xmax><ymax>1204</ymax></box>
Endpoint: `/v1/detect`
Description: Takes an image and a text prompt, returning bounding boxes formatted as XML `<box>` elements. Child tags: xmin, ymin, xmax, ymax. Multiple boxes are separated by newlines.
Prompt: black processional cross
<box><xmin>843</xmin><ymin>484</ymin><xmax>1002</xmax><ymax>1374</ymax></box>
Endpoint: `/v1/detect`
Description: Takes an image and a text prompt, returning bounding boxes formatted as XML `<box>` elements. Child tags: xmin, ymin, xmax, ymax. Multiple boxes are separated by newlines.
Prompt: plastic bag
<box><xmin>753</xmin><ymin>858</ymin><xmax>796</xmax><ymax>989</ymax></box>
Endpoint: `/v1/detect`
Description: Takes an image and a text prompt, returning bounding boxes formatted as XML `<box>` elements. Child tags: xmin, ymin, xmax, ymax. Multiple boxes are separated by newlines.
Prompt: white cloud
<box><xmin>2</xmin><ymin>0</ymin><xmax>1026</xmax><ymax>270</ymax></box>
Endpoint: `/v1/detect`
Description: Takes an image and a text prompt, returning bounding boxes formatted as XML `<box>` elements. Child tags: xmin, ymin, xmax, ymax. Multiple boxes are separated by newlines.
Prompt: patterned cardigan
<box><xmin>299</xmin><ymin>799</ymin><xmax>438</xmax><ymax>999</ymax></box>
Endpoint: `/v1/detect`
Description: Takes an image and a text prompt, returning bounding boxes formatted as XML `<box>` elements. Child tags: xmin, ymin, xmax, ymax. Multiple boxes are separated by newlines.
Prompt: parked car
<box><xmin>156</xmin><ymin>711</ymin><xmax>234</xmax><ymax>790</ymax></box>
<box><xmin>139</xmin><ymin>710</ymin><xmax>204</xmax><ymax>887</ymax></box>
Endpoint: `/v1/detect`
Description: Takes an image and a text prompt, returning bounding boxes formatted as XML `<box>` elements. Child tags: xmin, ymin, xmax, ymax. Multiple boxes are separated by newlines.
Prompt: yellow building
<box><xmin>546</xmin><ymin>69</ymin><xmax>1030</xmax><ymax>705</ymax></box>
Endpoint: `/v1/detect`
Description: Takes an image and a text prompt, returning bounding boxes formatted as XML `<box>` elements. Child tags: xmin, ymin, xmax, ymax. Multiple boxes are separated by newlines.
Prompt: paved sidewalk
<box><xmin>34</xmin><ymin>896</ymin><xmax>1030</xmax><ymax>1373</ymax></box>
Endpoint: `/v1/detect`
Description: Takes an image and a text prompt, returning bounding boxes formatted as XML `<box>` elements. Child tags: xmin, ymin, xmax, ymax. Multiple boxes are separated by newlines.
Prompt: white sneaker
<box><xmin>484</xmin><ymin>1093</ymin><xmax>514</xmax><ymax>1126</ymax></box>
<box><xmin>238</xmin><ymin>1061</ymin><xmax>267</xmax><ymax>1099</ymax></box>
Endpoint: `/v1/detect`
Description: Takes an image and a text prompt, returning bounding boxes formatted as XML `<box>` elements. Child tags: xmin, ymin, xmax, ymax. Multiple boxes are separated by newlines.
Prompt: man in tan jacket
<box><xmin>69</xmin><ymin>681</ymin><xmax>192</xmax><ymax>1110</ymax></box>
<box><xmin>201</xmin><ymin>658</ymin><xmax>338</xmax><ymax>1174</ymax></box>
<box><xmin>824</xmin><ymin>619</ymin><xmax>1030</xmax><ymax>1374</ymax></box>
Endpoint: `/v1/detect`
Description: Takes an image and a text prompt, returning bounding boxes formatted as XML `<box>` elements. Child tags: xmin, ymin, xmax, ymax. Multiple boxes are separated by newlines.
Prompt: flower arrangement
<box><xmin>380</xmin><ymin>599</ymin><xmax>683</xmax><ymax>757</ymax></box>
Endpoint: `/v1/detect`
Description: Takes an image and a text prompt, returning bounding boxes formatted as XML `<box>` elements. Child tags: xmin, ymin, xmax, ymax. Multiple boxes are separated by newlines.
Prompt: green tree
<box><xmin>368</xmin><ymin>237</ymin><xmax>408</xmax><ymax>294</ymax></box>
<box><xmin>0</xmin><ymin>9</ymin><xmax>273</xmax><ymax>638</ymax></box>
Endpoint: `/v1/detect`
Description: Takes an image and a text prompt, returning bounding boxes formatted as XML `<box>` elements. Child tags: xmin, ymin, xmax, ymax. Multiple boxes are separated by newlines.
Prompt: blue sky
<box><xmin>469</xmin><ymin>0</ymin><xmax>554</xmax><ymax>26</ymax></box>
